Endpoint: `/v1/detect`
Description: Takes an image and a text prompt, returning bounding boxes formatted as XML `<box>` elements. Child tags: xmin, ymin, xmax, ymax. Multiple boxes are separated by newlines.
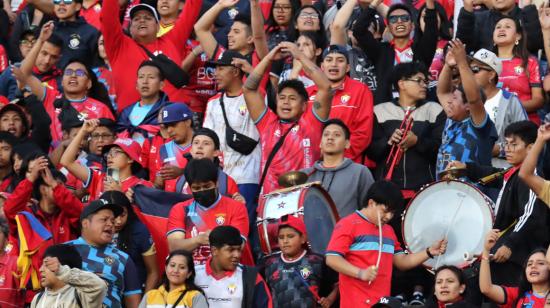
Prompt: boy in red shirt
<box><xmin>166</xmin><ymin>158</ymin><xmax>250</xmax><ymax>265</ymax></box>
<box><xmin>326</xmin><ymin>180</ymin><xmax>447</xmax><ymax>306</ymax></box>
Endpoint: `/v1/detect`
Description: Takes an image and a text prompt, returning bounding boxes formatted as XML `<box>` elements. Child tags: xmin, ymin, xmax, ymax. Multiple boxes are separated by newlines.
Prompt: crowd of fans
<box><xmin>0</xmin><ymin>0</ymin><xmax>549</xmax><ymax>306</ymax></box>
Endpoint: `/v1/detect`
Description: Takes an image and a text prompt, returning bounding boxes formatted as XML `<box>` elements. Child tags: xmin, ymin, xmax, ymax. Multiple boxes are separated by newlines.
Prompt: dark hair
<box><xmin>138</xmin><ymin>60</ymin><xmax>165</xmax><ymax>81</ymax></box>
<box><xmin>266</xmin><ymin>0</ymin><xmax>300</xmax><ymax>31</ymax></box>
<box><xmin>10</xmin><ymin>144</ymin><xmax>46</xmax><ymax>190</ymax></box>
<box><xmin>504</xmin><ymin>120</ymin><xmax>537</xmax><ymax>145</ymax></box>
<box><xmin>493</xmin><ymin>16</ymin><xmax>529</xmax><ymax>72</ymax></box>
<box><xmin>19</xmin><ymin>29</ymin><xmax>37</xmax><ymax>42</ymax></box>
<box><xmin>193</xmin><ymin>127</ymin><xmax>220</xmax><ymax>150</ymax></box>
<box><xmin>514</xmin><ymin>248</ymin><xmax>549</xmax><ymax>307</ymax></box>
<box><xmin>45</xmin><ymin>34</ymin><xmax>64</xmax><ymax>49</ymax></box>
<box><xmin>387</xmin><ymin>3</ymin><xmax>413</xmax><ymax>20</ymax></box>
<box><xmin>417</xmin><ymin>2</ymin><xmax>452</xmax><ymax>40</ymax></box>
<box><xmin>233</xmin><ymin>13</ymin><xmax>252</xmax><ymax>36</ymax></box>
<box><xmin>100</xmin><ymin>191</ymin><xmax>137</xmax><ymax>253</ymax></box>
<box><xmin>298</xmin><ymin>31</ymin><xmax>323</xmax><ymax>51</ymax></box>
<box><xmin>209</xmin><ymin>225</ymin><xmax>243</xmax><ymax>248</ymax></box>
<box><xmin>63</xmin><ymin>59</ymin><xmax>116</xmax><ymax>115</ymax></box>
<box><xmin>0</xmin><ymin>131</ymin><xmax>18</xmax><ymax>147</ymax></box>
<box><xmin>323</xmin><ymin>118</ymin><xmax>350</xmax><ymax>140</ymax></box>
<box><xmin>160</xmin><ymin>250</ymin><xmax>205</xmax><ymax>295</ymax></box>
<box><xmin>455</xmin><ymin>85</ymin><xmax>487</xmax><ymax>104</ymax></box>
<box><xmin>362</xmin><ymin>180</ymin><xmax>404</xmax><ymax>213</ymax></box>
<box><xmin>32</xmin><ymin>168</ymin><xmax>66</xmax><ymax>201</ymax></box>
<box><xmin>289</xmin><ymin>5</ymin><xmax>327</xmax><ymax>48</ymax></box>
<box><xmin>278</xmin><ymin>79</ymin><xmax>309</xmax><ymax>103</ymax></box>
<box><xmin>0</xmin><ymin>105</ymin><xmax>30</xmax><ymax>138</ymax></box>
<box><xmin>391</xmin><ymin>62</ymin><xmax>429</xmax><ymax>93</ymax></box>
<box><xmin>97</xmin><ymin>118</ymin><xmax>116</xmax><ymax>134</ymax></box>
<box><xmin>184</xmin><ymin>158</ymin><xmax>218</xmax><ymax>185</ymax></box>
<box><xmin>43</xmin><ymin>244</ymin><xmax>83</xmax><ymax>270</ymax></box>
<box><xmin>435</xmin><ymin>265</ymin><xmax>466</xmax><ymax>285</ymax></box>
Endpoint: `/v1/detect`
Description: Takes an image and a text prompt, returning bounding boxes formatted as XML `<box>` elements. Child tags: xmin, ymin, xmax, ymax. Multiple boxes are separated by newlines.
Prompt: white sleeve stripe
<box><xmin>514</xmin><ymin>190</ymin><xmax>535</xmax><ymax>232</ymax></box>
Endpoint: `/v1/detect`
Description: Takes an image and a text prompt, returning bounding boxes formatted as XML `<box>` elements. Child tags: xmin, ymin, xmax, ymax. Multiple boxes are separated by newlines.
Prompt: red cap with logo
<box><xmin>278</xmin><ymin>214</ymin><xmax>307</xmax><ymax>237</ymax></box>
<box><xmin>102</xmin><ymin>138</ymin><xmax>144</xmax><ymax>167</ymax></box>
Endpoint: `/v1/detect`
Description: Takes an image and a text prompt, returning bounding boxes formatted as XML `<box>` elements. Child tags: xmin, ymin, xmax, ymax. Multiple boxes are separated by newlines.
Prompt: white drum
<box><xmin>402</xmin><ymin>180</ymin><xmax>494</xmax><ymax>269</ymax></box>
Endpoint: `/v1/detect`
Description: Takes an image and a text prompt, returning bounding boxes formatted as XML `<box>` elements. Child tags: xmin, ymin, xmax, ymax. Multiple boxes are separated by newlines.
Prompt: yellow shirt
<box><xmin>157</xmin><ymin>22</ymin><xmax>175</xmax><ymax>37</ymax></box>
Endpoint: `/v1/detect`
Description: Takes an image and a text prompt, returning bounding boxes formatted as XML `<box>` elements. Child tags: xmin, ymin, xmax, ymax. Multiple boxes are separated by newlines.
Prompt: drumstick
<box><xmin>463</xmin><ymin>252</ymin><xmax>494</xmax><ymax>262</ymax></box>
<box><xmin>369</xmin><ymin>209</ymin><xmax>383</xmax><ymax>285</ymax></box>
<box><xmin>434</xmin><ymin>193</ymin><xmax>466</xmax><ymax>269</ymax></box>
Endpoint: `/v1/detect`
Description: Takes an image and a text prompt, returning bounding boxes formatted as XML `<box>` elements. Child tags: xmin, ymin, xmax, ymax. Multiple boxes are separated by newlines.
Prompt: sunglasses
<box><xmin>470</xmin><ymin>66</ymin><xmax>492</xmax><ymax>74</ymax></box>
<box><xmin>53</xmin><ymin>0</ymin><xmax>74</xmax><ymax>4</ymax></box>
<box><xmin>388</xmin><ymin>14</ymin><xmax>411</xmax><ymax>24</ymax></box>
<box><xmin>64</xmin><ymin>68</ymin><xmax>88</xmax><ymax>77</ymax></box>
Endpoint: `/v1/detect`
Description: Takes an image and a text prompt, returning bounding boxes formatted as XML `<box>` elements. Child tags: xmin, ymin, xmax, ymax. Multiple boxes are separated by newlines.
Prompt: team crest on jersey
<box><xmin>340</xmin><ymin>94</ymin><xmax>351</xmax><ymax>105</ymax></box>
<box><xmin>514</xmin><ymin>66</ymin><xmax>524</xmax><ymax>75</ymax></box>
<box><xmin>104</xmin><ymin>256</ymin><xmax>115</xmax><ymax>265</ymax></box>
<box><xmin>299</xmin><ymin>266</ymin><xmax>312</xmax><ymax>279</ymax></box>
<box><xmin>228</xmin><ymin>7</ymin><xmax>239</xmax><ymax>19</ymax></box>
<box><xmin>227</xmin><ymin>283</ymin><xmax>237</xmax><ymax>294</ymax></box>
<box><xmin>69</xmin><ymin>34</ymin><xmax>81</xmax><ymax>50</ymax></box>
<box><xmin>0</xmin><ymin>274</ymin><xmax>5</xmax><ymax>286</ymax></box>
<box><xmin>239</xmin><ymin>105</ymin><xmax>247</xmax><ymax>116</ymax></box>
<box><xmin>215</xmin><ymin>214</ymin><xmax>226</xmax><ymax>225</ymax></box>
<box><xmin>274</xmin><ymin>129</ymin><xmax>281</xmax><ymax>137</ymax></box>
<box><xmin>58</xmin><ymin>226</ymin><xmax>65</xmax><ymax>234</ymax></box>
<box><xmin>291</xmin><ymin>125</ymin><xmax>299</xmax><ymax>133</ymax></box>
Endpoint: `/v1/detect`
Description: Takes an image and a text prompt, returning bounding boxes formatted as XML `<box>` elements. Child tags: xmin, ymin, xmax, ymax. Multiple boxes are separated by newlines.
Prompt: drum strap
<box><xmin>259</xmin><ymin>122</ymin><xmax>298</xmax><ymax>189</ymax></box>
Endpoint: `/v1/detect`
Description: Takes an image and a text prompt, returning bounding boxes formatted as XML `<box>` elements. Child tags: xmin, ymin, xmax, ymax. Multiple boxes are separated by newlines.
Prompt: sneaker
<box><xmin>395</xmin><ymin>294</ymin><xmax>407</xmax><ymax>305</ymax></box>
<box><xmin>408</xmin><ymin>291</ymin><xmax>425</xmax><ymax>305</ymax></box>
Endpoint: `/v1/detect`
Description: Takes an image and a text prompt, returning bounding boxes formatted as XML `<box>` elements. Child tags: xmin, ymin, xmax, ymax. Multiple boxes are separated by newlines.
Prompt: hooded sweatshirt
<box><xmin>302</xmin><ymin>158</ymin><xmax>374</xmax><ymax>218</ymax></box>
<box><xmin>30</xmin><ymin>265</ymin><xmax>107</xmax><ymax>308</ymax></box>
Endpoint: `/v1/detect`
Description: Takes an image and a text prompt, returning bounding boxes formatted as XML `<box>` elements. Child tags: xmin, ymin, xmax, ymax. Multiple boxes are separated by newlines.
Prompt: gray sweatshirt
<box><xmin>302</xmin><ymin>158</ymin><xmax>375</xmax><ymax>218</ymax></box>
<box><xmin>30</xmin><ymin>265</ymin><xmax>107</xmax><ymax>308</ymax></box>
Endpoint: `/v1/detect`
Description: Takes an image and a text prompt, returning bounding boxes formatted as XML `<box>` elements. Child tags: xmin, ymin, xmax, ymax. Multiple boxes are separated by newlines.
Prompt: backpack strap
<box><xmin>74</xmin><ymin>288</ymin><xmax>83</xmax><ymax>308</ymax></box>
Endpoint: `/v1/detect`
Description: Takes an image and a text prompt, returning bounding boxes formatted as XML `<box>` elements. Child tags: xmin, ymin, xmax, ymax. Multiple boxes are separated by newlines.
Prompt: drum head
<box><xmin>302</xmin><ymin>186</ymin><xmax>339</xmax><ymax>254</ymax></box>
<box><xmin>403</xmin><ymin>181</ymin><xmax>494</xmax><ymax>269</ymax></box>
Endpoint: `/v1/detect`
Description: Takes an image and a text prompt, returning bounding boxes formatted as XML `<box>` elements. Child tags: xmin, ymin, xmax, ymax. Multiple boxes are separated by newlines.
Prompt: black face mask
<box><xmin>193</xmin><ymin>188</ymin><xmax>218</xmax><ymax>207</ymax></box>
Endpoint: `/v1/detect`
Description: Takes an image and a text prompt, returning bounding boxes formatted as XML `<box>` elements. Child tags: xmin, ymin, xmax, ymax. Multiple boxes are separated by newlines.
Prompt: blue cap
<box><xmin>159</xmin><ymin>103</ymin><xmax>192</xmax><ymax>124</ymax></box>
<box><xmin>322</xmin><ymin>44</ymin><xmax>349</xmax><ymax>62</ymax></box>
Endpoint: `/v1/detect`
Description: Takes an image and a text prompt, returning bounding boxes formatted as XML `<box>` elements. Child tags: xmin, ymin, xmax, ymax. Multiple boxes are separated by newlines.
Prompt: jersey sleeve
<box><xmin>528</xmin><ymin>57</ymin><xmax>541</xmax><ymax>87</ymax></box>
<box><xmin>254</xmin><ymin>107</ymin><xmax>276</xmax><ymax>130</ymax></box>
<box><xmin>84</xmin><ymin>168</ymin><xmax>104</xmax><ymax>201</ymax></box>
<box><xmin>166</xmin><ymin>202</ymin><xmax>187</xmax><ymax>236</ymax></box>
<box><xmin>229</xmin><ymin>199</ymin><xmax>249</xmax><ymax>239</ymax></box>
<box><xmin>499</xmin><ymin>286</ymin><xmax>519</xmax><ymax>307</ymax></box>
<box><xmin>226</xmin><ymin>175</ymin><xmax>239</xmax><ymax>196</ymax></box>
<box><xmin>325</xmin><ymin>219</ymin><xmax>353</xmax><ymax>257</ymax></box>
<box><xmin>123</xmin><ymin>257</ymin><xmax>142</xmax><ymax>296</ymax></box>
<box><xmin>388</xmin><ymin>225</ymin><xmax>403</xmax><ymax>254</ymax></box>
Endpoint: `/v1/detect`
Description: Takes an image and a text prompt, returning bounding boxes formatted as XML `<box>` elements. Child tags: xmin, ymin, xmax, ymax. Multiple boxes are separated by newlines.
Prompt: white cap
<box><xmin>471</xmin><ymin>48</ymin><xmax>502</xmax><ymax>76</ymax></box>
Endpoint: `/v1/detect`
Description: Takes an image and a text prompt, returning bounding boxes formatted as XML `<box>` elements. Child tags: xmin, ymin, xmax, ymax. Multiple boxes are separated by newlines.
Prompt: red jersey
<box><xmin>166</xmin><ymin>196</ymin><xmax>249</xmax><ymax>265</ymax></box>
<box><xmin>85</xmin><ymin>169</ymin><xmax>153</xmax><ymax>201</ymax></box>
<box><xmin>309</xmin><ymin>76</ymin><xmax>374</xmax><ymax>164</ymax></box>
<box><xmin>500</xmin><ymin>286</ymin><xmax>547</xmax><ymax>308</ymax></box>
<box><xmin>429</xmin><ymin>40</ymin><xmax>448</xmax><ymax>87</ymax></box>
<box><xmin>326</xmin><ymin>211</ymin><xmax>403</xmax><ymax>307</ymax></box>
<box><xmin>42</xmin><ymin>88</ymin><xmax>115</xmax><ymax>141</ymax></box>
<box><xmin>0</xmin><ymin>251</ymin><xmax>22</xmax><ymax>306</ymax></box>
<box><xmin>155</xmin><ymin>140</ymin><xmax>191</xmax><ymax>192</ymax></box>
<box><xmin>0</xmin><ymin>45</ymin><xmax>7</xmax><ymax>74</ymax></box>
<box><xmin>499</xmin><ymin>57</ymin><xmax>541</xmax><ymax>123</ymax></box>
<box><xmin>80</xmin><ymin>0</ymin><xmax>102</xmax><ymax>29</ymax></box>
<box><xmin>180</xmin><ymin>40</ymin><xmax>216</xmax><ymax>113</ymax></box>
<box><xmin>101</xmin><ymin>0</ymin><xmax>202</xmax><ymax>111</ymax></box>
<box><xmin>255</xmin><ymin>107</ymin><xmax>323</xmax><ymax>194</ymax></box>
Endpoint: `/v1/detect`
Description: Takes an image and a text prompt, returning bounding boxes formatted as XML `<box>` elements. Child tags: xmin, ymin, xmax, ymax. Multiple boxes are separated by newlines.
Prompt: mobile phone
<box><xmin>107</xmin><ymin>167</ymin><xmax>120</xmax><ymax>182</ymax></box>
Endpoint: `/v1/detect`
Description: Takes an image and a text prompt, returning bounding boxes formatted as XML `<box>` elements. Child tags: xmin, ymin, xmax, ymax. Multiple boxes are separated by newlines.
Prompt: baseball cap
<box><xmin>205</xmin><ymin>50</ymin><xmax>249</xmax><ymax>68</ymax></box>
<box><xmin>79</xmin><ymin>198</ymin><xmax>123</xmax><ymax>221</ymax></box>
<box><xmin>101</xmin><ymin>138</ymin><xmax>144</xmax><ymax>167</ymax></box>
<box><xmin>99</xmin><ymin>190</ymin><xmax>131</xmax><ymax>209</ymax></box>
<box><xmin>278</xmin><ymin>214</ymin><xmax>307</xmax><ymax>237</ymax></box>
<box><xmin>470</xmin><ymin>48</ymin><xmax>502</xmax><ymax>76</ymax></box>
<box><xmin>129</xmin><ymin>3</ymin><xmax>159</xmax><ymax>23</ymax></box>
<box><xmin>372</xmin><ymin>297</ymin><xmax>404</xmax><ymax>308</ymax></box>
<box><xmin>322</xmin><ymin>44</ymin><xmax>349</xmax><ymax>62</ymax></box>
<box><xmin>159</xmin><ymin>103</ymin><xmax>192</xmax><ymax>125</ymax></box>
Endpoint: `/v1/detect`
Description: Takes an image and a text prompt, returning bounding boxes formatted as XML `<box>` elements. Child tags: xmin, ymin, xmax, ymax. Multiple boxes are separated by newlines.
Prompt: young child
<box><xmin>31</xmin><ymin>244</ymin><xmax>107</xmax><ymax>307</ymax></box>
<box><xmin>262</xmin><ymin>214</ymin><xmax>338</xmax><ymax>308</ymax></box>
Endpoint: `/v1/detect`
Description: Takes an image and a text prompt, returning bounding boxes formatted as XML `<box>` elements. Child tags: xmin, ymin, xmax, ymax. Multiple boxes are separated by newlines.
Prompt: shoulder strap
<box><xmin>74</xmin><ymin>288</ymin><xmax>83</xmax><ymax>308</ymax></box>
<box><xmin>259</xmin><ymin>122</ymin><xmax>298</xmax><ymax>189</ymax></box>
<box><xmin>218</xmin><ymin>169</ymin><xmax>228</xmax><ymax>196</ymax></box>
<box><xmin>172</xmin><ymin>289</ymin><xmax>188</xmax><ymax>308</ymax></box>
<box><xmin>35</xmin><ymin>291</ymin><xmax>44</xmax><ymax>304</ymax></box>
<box><xmin>137</xmin><ymin>44</ymin><xmax>156</xmax><ymax>59</ymax></box>
<box><xmin>219</xmin><ymin>93</ymin><xmax>233</xmax><ymax>130</ymax></box>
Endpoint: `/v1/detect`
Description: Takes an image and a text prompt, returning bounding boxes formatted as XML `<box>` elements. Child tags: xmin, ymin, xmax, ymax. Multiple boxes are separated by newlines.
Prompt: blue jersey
<box><xmin>66</xmin><ymin>237</ymin><xmax>142</xmax><ymax>307</ymax></box>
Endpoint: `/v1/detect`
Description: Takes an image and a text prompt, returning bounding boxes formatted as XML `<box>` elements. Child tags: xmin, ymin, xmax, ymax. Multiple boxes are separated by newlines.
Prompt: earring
<box><xmin>515</xmin><ymin>40</ymin><xmax>519</xmax><ymax>45</ymax></box>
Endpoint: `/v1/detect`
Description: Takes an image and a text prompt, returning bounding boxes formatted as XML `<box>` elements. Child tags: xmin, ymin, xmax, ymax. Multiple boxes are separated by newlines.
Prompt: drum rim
<box><xmin>400</xmin><ymin>179</ymin><xmax>495</xmax><ymax>269</ymax></box>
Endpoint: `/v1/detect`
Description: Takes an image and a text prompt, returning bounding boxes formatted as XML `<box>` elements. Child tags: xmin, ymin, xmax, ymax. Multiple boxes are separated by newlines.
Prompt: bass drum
<box><xmin>257</xmin><ymin>183</ymin><xmax>339</xmax><ymax>255</ymax></box>
<box><xmin>402</xmin><ymin>180</ymin><xmax>494</xmax><ymax>269</ymax></box>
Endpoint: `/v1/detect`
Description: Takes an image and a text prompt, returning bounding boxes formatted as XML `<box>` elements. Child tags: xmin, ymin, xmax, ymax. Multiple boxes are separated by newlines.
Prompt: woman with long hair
<box><xmin>426</xmin><ymin>265</ymin><xmax>478</xmax><ymax>307</ymax></box>
<box><xmin>288</xmin><ymin>5</ymin><xmax>327</xmax><ymax>49</ymax></box>
<box><xmin>265</xmin><ymin>0</ymin><xmax>300</xmax><ymax>50</ymax></box>
<box><xmin>493</xmin><ymin>16</ymin><xmax>544</xmax><ymax>124</ymax></box>
<box><xmin>139</xmin><ymin>250</ymin><xmax>208</xmax><ymax>308</ymax></box>
<box><xmin>480</xmin><ymin>230</ymin><xmax>550</xmax><ymax>307</ymax></box>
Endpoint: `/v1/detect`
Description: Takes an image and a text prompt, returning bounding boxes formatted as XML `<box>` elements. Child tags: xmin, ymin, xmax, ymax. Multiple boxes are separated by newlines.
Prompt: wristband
<box><xmin>426</xmin><ymin>247</ymin><xmax>434</xmax><ymax>259</ymax></box>
<box><xmin>357</xmin><ymin>269</ymin><xmax>363</xmax><ymax>279</ymax></box>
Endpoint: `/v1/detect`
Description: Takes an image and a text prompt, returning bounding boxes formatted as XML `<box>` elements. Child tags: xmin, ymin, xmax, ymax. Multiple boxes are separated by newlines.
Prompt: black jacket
<box><xmin>353</xmin><ymin>7</ymin><xmax>438</xmax><ymax>104</ymax></box>
<box><xmin>456</xmin><ymin>5</ymin><xmax>543</xmax><ymax>54</ymax></box>
<box><xmin>465</xmin><ymin>164</ymin><xmax>550</xmax><ymax>265</ymax></box>
<box><xmin>8</xmin><ymin>5</ymin><xmax>54</xmax><ymax>62</ymax></box>
<box><xmin>368</xmin><ymin>99</ymin><xmax>446</xmax><ymax>190</ymax></box>
<box><xmin>54</xmin><ymin>17</ymin><xmax>99</xmax><ymax>68</ymax></box>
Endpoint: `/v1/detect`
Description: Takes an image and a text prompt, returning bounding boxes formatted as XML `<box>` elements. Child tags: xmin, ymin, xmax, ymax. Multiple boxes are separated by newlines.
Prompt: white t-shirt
<box><xmin>203</xmin><ymin>92</ymin><xmax>261</xmax><ymax>184</ymax></box>
<box><xmin>279</xmin><ymin>69</ymin><xmax>315</xmax><ymax>88</ymax></box>
<box><xmin>195</xmin><ymin>264</ymin><xmax>244</xmax><ymax>308</ymax></box>
<box><xmin>484</xmin><ymin>89</ymin><xmax>503</xmax><ymax>123</ymax></box>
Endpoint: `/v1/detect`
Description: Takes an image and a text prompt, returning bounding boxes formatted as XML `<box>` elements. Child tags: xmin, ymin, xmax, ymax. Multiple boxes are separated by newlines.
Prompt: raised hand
<box><xmin>81</xmin><ymin>119</ymin><xmax>99</xmax><ymax>135</ymax></box>
<box><xmin>358</xmin><ymin>265</ymin><xmax>378</xmax><ymax>282</ymax></box>
<box><xmin>218</xmin><ymin>0</ymin><xmax>239</xmax><ymax>8</ymax></box>
<box><xmin>39</xmin><ymin>21</ymin><xmax>55</xmax><ymax>43</ymax></box>
<box><xmin>539</xmin><ymin>6</ymin><xmax>550</xmax><ymax>31</ymax></box>
<box><xmin>232</xmin><ymin>58</ymin><xmax>254</xmax><ymax>74</ymax></box>
<box><xmin>429</xmin><ymin>238</ymin><xmax>448</xmax><ymax>256</ymax></box>
<box><xmin>26</xmin><ymin>156</ymin><xmax>49</xmax><ymax>182</ymax></box>
<box><xmin>538</xmin><ymin>123</ymin><xmax>550</xmax><ymax>141</ymax></box>
<box><xmin>43</xmin><ymin>257</ymin><xmax>61</xmax><ymax>273</ymax></box>
<box><xmin>448</xmin><ymin>39</ymin><xmax>468</xmax><ymax>65</ymax></box>
<box><xmin>484</xmin><ymin>229</ymin><xmax>500</xmax><ymax>252</ymax></box>
<box><xmin>41</xmin><ymin>168</ymin><xmax>59</xmax><ymax>188</ymax></box>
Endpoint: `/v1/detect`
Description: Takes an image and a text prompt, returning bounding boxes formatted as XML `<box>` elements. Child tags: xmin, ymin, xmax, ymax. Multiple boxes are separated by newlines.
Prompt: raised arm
<box><xmin>330</xmin><ymin>0</ymin><xmax>357</xmax><ymax>45</ymax></box>
<box><xmin>166</xmin><ymin>0</ymin><xmax>204</xmax><ymax>51</ymax></box>
<box><xmin>519</xmin><ymin>124</ymin><xmax>550</xmax><ymax>196</ymax></box>
<box><xmin>437</xmin><ymin>50</ymin><xmax>456</xmax><ymax>103</ymax></box>
<box><xmin>479</xmin><ymin>230</ymin><xmax>506</xmax><ymax>304</ymax></box>
<box><xmin>250</xmin><ymin>0</ymin><xmax>268</xmax><ymax>59</ymax></box>
<box><xmin>540</xmin><ymin>7</ymin><xmax>550</xmax><ymax>93</ymax></box>
<box><xmin>60</xmin><ymin>120</ymin><xmax>98</xmax><ymax>183</ymax></box>
<box><xmin>279</xmin><ymin>41</ymin><xmax>332</xmax><ymax>119</ymax></box>
<box><xmin>451</xmin><ymin>39</ymin><xmax>486</xmax><ymax>125</ymax></box>
<box><xmin>194</xmin><ymin>0</ymin><xmax>239</xmax><ymax>59</ymax></box>
<box><xmin>24</xmin><ymin>0</ymin><xmax>54</xmax><ymax>16</ymax></box>
<box><xmin>393</xmin><ymin>239</ymin><xmax>447</xmax><ymax>271</ymax></box>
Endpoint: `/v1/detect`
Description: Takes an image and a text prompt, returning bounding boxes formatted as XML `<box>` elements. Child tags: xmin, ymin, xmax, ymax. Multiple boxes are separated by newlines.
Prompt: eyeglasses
<box><xmin>298</xmin><ymin>12</ymin><xmax>319</xmax><ymax>19</ymax></box>
<box><xmin>470</xmin><ymin>66</ymin><xmax>493</xmax><ymax>74</ymax></box>
<box><xmin>388</xmin><ymin>14</ymin><xmax>411</xmax><ymax>24</ymax></box>
<box><xmin>64</xmin><ymin>68</ymin><xmax>88</xmax><ymax>77</ymax></box>
<box><xmin>90</xmin><ymin>133</ymin><xmax>115</xmax><ymax>140</ymax></box>
<box><xmin>274</xmin><ymin>5</ymin><xmax>292</xmax><ymax>11</ymax></box>
<box><xmin>503</xmin><ymin>142</ymin><xmax>519</xmax><ymax>151</ymax></box>
<box><xmin>104</xmin><ymin>149</ymin><xmax>125</xmax><ymax>159</ymax></box>
<box><xmin>405</xmin><ymin>78</ymin><xmax>429</xmax><ymax>87</ymax></box>
<box><xmin>53</xmin><ymin>0</ymin><xmax>74</xmax><ymax>5</ymax></box>
<box><xmin>20</xmin><ymin>39</ymin><xmax>37</xmax><ymax>46</ymax></box>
